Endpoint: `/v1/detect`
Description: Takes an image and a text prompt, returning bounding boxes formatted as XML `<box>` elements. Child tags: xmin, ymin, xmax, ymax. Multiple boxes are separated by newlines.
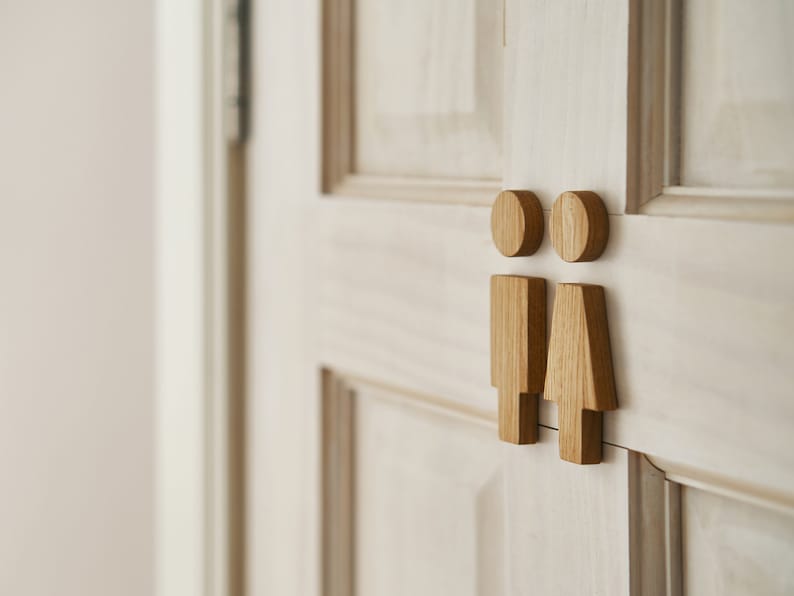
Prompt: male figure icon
<box><xmin>490</xmin><ymin>274</ymin><xmax>545</xmax><ymax>444</ymax></box>
<box><xmin>490</xmin><ymin>190</ymin><xmax>546</xmax><ymax>444</ymax></box>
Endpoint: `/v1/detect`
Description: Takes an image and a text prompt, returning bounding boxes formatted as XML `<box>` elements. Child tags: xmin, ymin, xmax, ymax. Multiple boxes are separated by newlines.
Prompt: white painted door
<box><xmin>248</xmin><ymin>1</ymin><xmax>794</xmax><ymax>594</ymax></box>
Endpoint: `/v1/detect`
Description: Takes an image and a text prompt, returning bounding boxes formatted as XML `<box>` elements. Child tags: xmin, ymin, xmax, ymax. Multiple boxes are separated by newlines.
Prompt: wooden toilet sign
<box><xmin>490</xmin><ymin>190</ymin><xmax>618</xmax><ymax>464</ymax></box>
<box><xmin>544</xmin><ymin>283</ymin><xmax>617</xmax><ymax>464</ymax></box>
<box><xmin>490</xmin><ymin>275</ymin><xmax>546</xmax><ymax>444</ymax></box>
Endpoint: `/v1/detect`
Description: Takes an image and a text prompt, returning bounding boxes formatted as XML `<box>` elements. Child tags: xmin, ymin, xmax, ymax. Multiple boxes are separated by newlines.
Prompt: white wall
<box><xmin>0</xmin><ymin>2</ymin><xmax>154</xmax><ymax>595</ymax></box>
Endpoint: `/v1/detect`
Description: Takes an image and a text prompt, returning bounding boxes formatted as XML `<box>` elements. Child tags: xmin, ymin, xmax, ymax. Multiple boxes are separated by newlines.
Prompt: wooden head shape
<box><xmin>491</xmin><ymin>190</ymin><xmax>544</xmax><ymax>257</ymax></box>
<box><xmin>550</xmin><ymin>191</ymin><xmax>609</xmax><ymax>262</ymax></box>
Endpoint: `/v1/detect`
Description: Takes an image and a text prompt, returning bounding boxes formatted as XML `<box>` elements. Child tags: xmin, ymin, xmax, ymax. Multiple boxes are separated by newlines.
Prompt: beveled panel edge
<box><xmin>627</xmin><ymin>0</ymin><xmax>794</xmax><ymax>223</ymax></box>
<box><xmin>321</xmin><ymin>0</ymin><xmax>502</xmax><ymax>205</ymax></box>
<box><xmin>626</xmin><ymin>0</ymin><xmax>680</xmax><ymax>215</ymax></box>
<box><xmin>323</xmin><ymin>368</ymin><xmax>497</xmax><ymax>429</ymax></box>
<box><xmin>648</xmin><ymin>455</ymin><xmax>794</xmax><ymax>517</ymax></box>
<box><xmin>321</xmin><ymin>369</ymin><xmax>356</xmax><ymax>596</ymax></box>
<box><xmin>328</xmin><ymin>174</ymin><xmax>500</xmax><ymax>206</ymax></box>
<box><xmin>628</xmin><ymin>453</ymin><xmax>682</xmax><ymax>596</ymax></box>
<box><xmin>321</xmin><ymin>0</ymin><xmax>354</xmax><ymax>195</ymax></box>
<box><xmin>639</xmin><ymin>188</ymin><xmax>794</xmax><ymax>224</ymax></box>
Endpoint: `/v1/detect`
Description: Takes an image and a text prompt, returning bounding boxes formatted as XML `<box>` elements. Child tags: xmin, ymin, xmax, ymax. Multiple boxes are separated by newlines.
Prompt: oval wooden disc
<box><xmin>490</xmin><ymin>190</ymin><xmax>544</xmax><ymax>257</ymax></box>
<box><xmin>550</xmin><ymin>191</ymin><xmax>609</xmax><ymax>262</ymax></box>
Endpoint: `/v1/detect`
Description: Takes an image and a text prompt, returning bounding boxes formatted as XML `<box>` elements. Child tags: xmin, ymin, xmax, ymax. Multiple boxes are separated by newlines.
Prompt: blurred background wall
<box><xmin>0</xmin><ymin>1</ymin><xmax>154</xmax><ymax>595</ymax></box>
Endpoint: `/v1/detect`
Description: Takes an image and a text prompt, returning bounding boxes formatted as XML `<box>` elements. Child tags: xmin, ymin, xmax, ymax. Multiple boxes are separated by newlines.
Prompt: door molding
<box><xmin>155</xmin><ymin>0</ymin><xmax>243</xmax><ymax>595</ymax></box>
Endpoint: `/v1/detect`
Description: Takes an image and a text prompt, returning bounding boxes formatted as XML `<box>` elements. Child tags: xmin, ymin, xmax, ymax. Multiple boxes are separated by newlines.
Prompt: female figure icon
<box><xmin>544</xmin><ymin>191</ymin><xmax>618</xmax><ymax>464</ymax></box>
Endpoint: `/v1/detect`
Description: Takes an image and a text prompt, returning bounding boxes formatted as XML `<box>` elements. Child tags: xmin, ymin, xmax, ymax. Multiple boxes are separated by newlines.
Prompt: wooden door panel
<box><xmin>504</xmin><ymin>0</ymin><xmax>630</xmax><ymax>215</ymax></box>
<box><xmin>323</xmin><ymin>0</ymin><xmax>502</xmax><ymax>202</ymax></box>
<box><xmin>504</xmin><ymin>429</ymin><xmax>634</xmax><ymax>595</ymax></box>
<box><xmin>356</xmin><ymin>383</ymin><xmax>503</xmax><ymax>596</ymax></box>
<box><xmin>322</xmin><ymin>374</ymin><xmax>676</xmax><ymax>596</ymax></box>
<box><xmin>249</xmin><ymin>0</ymin><xmax>794</xmax><ymax>594</ymax></box>
<box><xmin>354</xmin><ymin>0</ymin><xmax>503</xmax><ymax>180</ymax></box>
<box><xmin>681</xmin><ymin>487</ymin><xmax>794</xmax><ymax>595</ymax></box>
<box><xmin>680</xmin><ymin>0</ymin><xmax>794</xmax><ymax>190</ymax></box>
<box><xmin>318</xmin><ymin>199</ymin><xmax>794</xmax><ymax>504</ymax></box>
<box><xmin>632</xmin><ymin>0</ymin><xmax>794</xmax><ymax>220</ymax></box>
<box><xmin>323</xmin><ymin>375</ymin><xmax>505</xmax><ymax>596</ymax></box>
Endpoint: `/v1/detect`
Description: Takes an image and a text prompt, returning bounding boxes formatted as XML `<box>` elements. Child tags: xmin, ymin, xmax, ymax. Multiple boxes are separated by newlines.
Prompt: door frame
<box><xmin>155</xmin><ymin>0</ymin><xmax>243</xmax><ymax>595</ymax></box>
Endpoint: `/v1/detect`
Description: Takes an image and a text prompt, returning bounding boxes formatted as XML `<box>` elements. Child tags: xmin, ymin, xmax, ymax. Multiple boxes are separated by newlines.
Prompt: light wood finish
<box><xmin>490</xmin><ymin>190</ymin><xmax>543</xmax><ymax>257</ymax></box>
<box><xmin>681</xmin><ymin>486</ymin><xmax>794</xmax><ymax>595</ymax></box>
<box><xmin>628</xmin><ymin>0</ymin><xmax>794</xmax><ymax>221</ymax></box>
<box><xmin>331</xmin><ymin>174</ymin><xmax>499</xmax><ymax>205</ymax></box>
<box><xmin>504</xmin><ymin>435</ymin><xmax>673</xmax><ymax>595</ymax></box>
<box><xmin>504</xmin><ymin>0</ymin><xmax>629</xmax><ymax>214</ymax></box>
<box><xmin>350</xmin><ymin>382</ymin><xmax>505</xmax><ymax>596</ymax></box>
<box><xmin>355</xmin><ymin>0</ymin><xmax>502</xmax><ymax>180</ymax></box>
<box><xmin>549</xmin><ymin>190</ymin><xmax>610</xmax><ymax>262</ymax></box>
<box><xmin>680</xmin><ymin>0</ymin><xmax>794</xmax><ymax>190</ymax></box>
<box><xmin>544</xmin><ymin>283</ymin><xmax>617</xmax><ymax>464</ymax></box>
<box><xmin>323</xmin><ymin>374</ymin><xmax>678</xmax><ymax>596</ymax></box>
<box><xmin>628</xmin><ymin>458</ymin><xmax>683</xmax><ymax>596</ymax></box>
<box><xmin>321</xmin><ymin>371</ymin><xmax>355</xmax><ymax>596</ymax></box>
<box><xmin>626</xmin><ymin>0</ymin><xmax>678</xmax><ymax>213</ymax></box>
<box><xmin>314</xmin><ymin>200</ymin><xmax>794</xmax><ymax>496</ymax></box>
<box><xmin>639</xmin><ymin>187</ymin><xmax>794</xmax><ymax>223</ymax></box>
<box><xmin>249</xmin><ymin>0</ymin><xmax>794</xmax><ymax>594</ymax></box>
<box><xmin>323</xmin><ymin>0</ymin><xmax>503</xmax><ymax>203</ymax></box>
<box><xmin>490</xmin><ymin>275</ymin><xmax>545</xmax><ymax>444</ymax></box>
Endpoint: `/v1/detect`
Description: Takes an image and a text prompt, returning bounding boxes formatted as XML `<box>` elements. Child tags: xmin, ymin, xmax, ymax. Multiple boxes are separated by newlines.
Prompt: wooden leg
<box><xmin>498</xmin><ymin>390</ymin><xmax>538</xmax><ymax>445</ymax></box>
<box><xmin>558</xmin><ymin>402</ymin><xmax>602</xmax><ymax>464</ymax></box>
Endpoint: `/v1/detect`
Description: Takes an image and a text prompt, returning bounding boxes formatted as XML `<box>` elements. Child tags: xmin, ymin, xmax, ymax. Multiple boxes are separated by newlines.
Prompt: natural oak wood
<box><xmin>490</xmin><ymin>275</ymin><xmax>545</xmax><ymax>444</ymax></box>
<box><xmin>544</xmin><ymin>283</ymin><xmax>617</xmax><ymax>464</ymax></box>
<box><xmin>490</xmin><ymin>190</ymin><xmax>543</xmax><ymax>256</ymax></box>
<box><xmin>550</xmin><ymin>191</ymin><xmax>610</xmax><ymax>262</ymax></box>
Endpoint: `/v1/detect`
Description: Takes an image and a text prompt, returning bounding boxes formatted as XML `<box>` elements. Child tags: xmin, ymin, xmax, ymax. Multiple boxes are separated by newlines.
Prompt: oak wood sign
<box><xmin>490</xmin><ymin>190</ymin><xmax>618</xmax><ymax>464</ymax></box>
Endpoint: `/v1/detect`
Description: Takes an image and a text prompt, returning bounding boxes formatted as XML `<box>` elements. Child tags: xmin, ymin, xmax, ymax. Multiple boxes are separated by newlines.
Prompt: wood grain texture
<box><xmin>550</xmin><ymin>191</ymin><xmax>610</xmax><ymax>262</ymax></box>
<box><xmin>544</xmin><ymin>283</ymin><xmax>617</xmax><ymax>464</ymax></box>
<box><xmin>349</xmin><ymin>382</ymin><xmax>505</xmax><ymax>596</ymax></box>
<box><xmin>503</xmin><ymin>431</ymin><xmax>662</xmax><ymax>595</ymax></box>
<box><xmin>314</xmin><ymin>200</ymin><xmax>794</xmax><ymax>499</ymax></box>
<box><xmin>321</xmin><ymin>371</ymin><xmax>355</xmax><ymax>596</ymax></box>
<box><xmin>681</xmin><ymin>486</ymin><xmax>794</xmax><ymax>595</ymax></box>
<box><xmin>323</xmin><ymin>0</ymin><xmax>504</xmax><ymax>203</ymax></box>
<box><xmin>680</xmin><ymin>0</ymin><xmax>794</xmax><ymax>190</ymax></box>
<box><xmin>250</xmin><ymin>0</ymin><xmax>794</xmax><ymax>593</ymax></box>
<box><xmin>626</xmin><ymin>0</ymin><xmax>676</xmax><ymax>212</ymax></box>
<box><xmin>628</xmin><ymin>456</ymin><xmax>682</xmax><ymax>596</ymax></box>
<box><xmin>504</xmin><ymin>0</ymin><xmax>629</xmax><ymax>214</ymax></box>
<box><xmin>628</xmin><ymin>0</ymin><xmax>794</xmax><ymax>222</ymax></box>
<box><xmin>490</xmin><ymin>275</ymin><xmax>545</xmax><ymax>444</ymax></box>
<box><xmin>490</xmin><ymin>190</ymin><xmax>543</xmax><ymax>257</ymax></box>
<box><xmin>354</xmin><ymin>0</ymin><xmax>503</xmax><ymax>181</ymax></box>
<box><xmin>323</xmin><ymin>377</ymin><xmax>672</xmax><ymax>596</ymax></box>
